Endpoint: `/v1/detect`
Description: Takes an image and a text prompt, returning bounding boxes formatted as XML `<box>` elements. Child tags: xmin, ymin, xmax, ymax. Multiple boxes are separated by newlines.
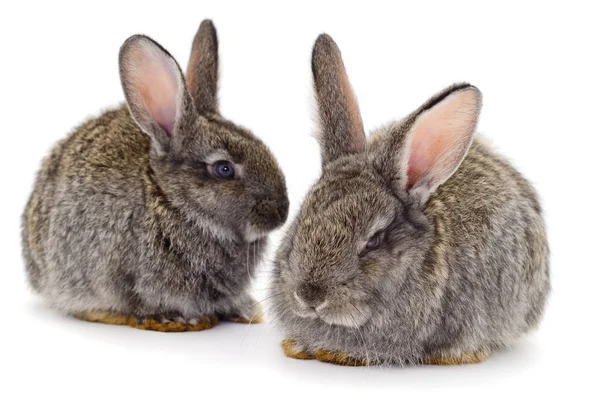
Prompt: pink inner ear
<box><xmin>407</xmin><ymin>122</ymin><xmax>436</xmax><ymax>190</ymax></box>
<box><xmin>132</xmin><ymin>45</ymin><xmax>180</xmax><ymax>137</ymax></box>
<box><xmin>406</xmin><ymin>90</ymin><xmax>480</xmax><ymax>191</ymax></box>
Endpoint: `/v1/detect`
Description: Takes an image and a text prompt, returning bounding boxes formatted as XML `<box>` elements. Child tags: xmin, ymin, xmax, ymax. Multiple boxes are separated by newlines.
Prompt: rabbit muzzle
<box><xmin>245</xmin><ymin>196</ymin><xmax>289</xmax><ymax>241</ymax></box>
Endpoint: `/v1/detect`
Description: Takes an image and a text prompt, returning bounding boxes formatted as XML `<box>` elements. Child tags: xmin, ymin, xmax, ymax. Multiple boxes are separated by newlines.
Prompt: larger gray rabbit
<box><xmin>269</xmin><ymin>34</ymin><xmax>550</xmax><ymax>365</ymax></box>
<box><xmin>22</xmin><ymin>20</ymin><xmax>289</xmax><ymax>332</ymax></box>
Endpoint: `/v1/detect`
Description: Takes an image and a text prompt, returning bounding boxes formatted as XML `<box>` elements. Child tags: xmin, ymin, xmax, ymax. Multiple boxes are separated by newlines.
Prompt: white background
<box><xmin>1</xmin><ymin>1</ymin><xmax>598</xmax><ymax>404</ymax></box>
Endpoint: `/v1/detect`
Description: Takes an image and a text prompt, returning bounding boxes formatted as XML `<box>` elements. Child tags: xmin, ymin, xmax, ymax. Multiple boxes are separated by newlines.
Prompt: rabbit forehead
<box><xmin>289</xmin><ymin>189</ymin><xmax>395</xmax><ymax>281</ymax></box>
<box><xmin>296</xmin><ymin>174</ymin><xmax>396</xmax><ymax>244</ymax></box>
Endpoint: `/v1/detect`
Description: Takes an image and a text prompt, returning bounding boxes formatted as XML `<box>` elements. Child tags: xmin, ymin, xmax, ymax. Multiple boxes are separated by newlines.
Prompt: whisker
<box><xmin>349</xmin><ymin>308</ymin><xmax>371</xmax><ymax>369</ymax></box>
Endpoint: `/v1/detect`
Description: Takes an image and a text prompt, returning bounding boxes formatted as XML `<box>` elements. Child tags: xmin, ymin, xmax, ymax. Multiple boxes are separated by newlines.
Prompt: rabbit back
<box><xmin>22</xmin><ymin>107</ymin><xmax>151</xmax><ymax>313</ymax></box>
<box><xmin>418</xmin><ymin>137</ymin><xmax>550</xmax><ymax>354</ymax></box>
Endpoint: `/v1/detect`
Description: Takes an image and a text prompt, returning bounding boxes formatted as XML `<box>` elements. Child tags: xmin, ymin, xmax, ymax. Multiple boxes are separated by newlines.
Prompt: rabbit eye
<box><xmin>365</xmin><ymin>233</ymin><xmax>381</xmax><ymax>251</ymax></box>
<box><xmin>214</xmin><ymin>161</ymin><xmax>235</xmax><ymax>179</ymax></box>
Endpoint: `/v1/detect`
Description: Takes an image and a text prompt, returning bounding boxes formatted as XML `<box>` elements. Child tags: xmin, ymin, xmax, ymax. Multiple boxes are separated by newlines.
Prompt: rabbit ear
<box><xmin>186</xmin><ymin>19</ymin><xmax>219</xmax><ymax>114</ymax></box>
<box><xmin>377</xmin><ymin>84</ymin><xmax>482</xmax><ymax>202</ymax></box>
<box><xmin>312</xmin><ymin>34</ymin><xmax>366</xmax><ymax>167</ymax></box>
<box><xmin>119</xmin><ymin>35</ymin><xmax>196</xmax><ymax>155</ymax></box>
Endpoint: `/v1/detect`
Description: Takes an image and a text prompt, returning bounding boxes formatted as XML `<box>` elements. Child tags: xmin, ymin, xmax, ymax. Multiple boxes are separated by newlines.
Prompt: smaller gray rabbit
<box><xmin>22</xmin><ymin>20</ymin><xmax>289</xmax><ymax>332</ymax></box>
<box><xmin>269</xmin><ymin>34</ymin><xmax>550</xmax><ymax>365</ymax></box>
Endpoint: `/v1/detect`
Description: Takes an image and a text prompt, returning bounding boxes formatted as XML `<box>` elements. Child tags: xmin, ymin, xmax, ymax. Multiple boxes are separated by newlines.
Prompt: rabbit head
<box><xmin>276</xmin><ymin>34</ymin><xmax>481</xmax><ymax>328</ymax></box>
<box><xmin>119</xmin><ymin>21</ymin><xmax>288</xmax><ymax>243</ymax></box>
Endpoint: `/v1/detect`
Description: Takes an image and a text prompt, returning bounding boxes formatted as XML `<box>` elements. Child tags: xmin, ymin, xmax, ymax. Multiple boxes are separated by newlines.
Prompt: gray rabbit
<box><xmin>269</xmin><ymin>34</ymin><xmax>550</xmax><ymax>365</ymax></box>
<box><xmin>22</xmin><ymin>20</ymin><xmax>289</xmax><ymax>332</ymax></box>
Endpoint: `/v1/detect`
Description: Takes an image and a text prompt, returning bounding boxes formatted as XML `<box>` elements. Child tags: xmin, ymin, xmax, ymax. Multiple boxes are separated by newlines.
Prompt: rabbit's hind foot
<box><xmin>74</xmin><ymin>311</ymin><xmax>218</xmax><ymax>332</ymax></box>
<box><xmin>133</xmin><ymin>315</ymin><xmax>219</xmax><ymax>332</ymax></box>
<box><xmin>423</xmin><ymin>349</ymin><xmax>491</xmax><ymax>366</ymax></box>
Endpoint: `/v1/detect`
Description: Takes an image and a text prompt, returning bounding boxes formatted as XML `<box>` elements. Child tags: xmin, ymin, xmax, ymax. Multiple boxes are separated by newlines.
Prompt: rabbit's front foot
<box><xmin>75</xmin><ymin>311</ymin><xmax>218</xmax><ymax>332</ymax></box>
<box><xmin>281</xmin><ymin>339</ymin><xmax>368</xmax><ymax>366</ymax></box>
<box><xmin>281</xmin><ymin>339</ymin><xmax>315</xmax><ymax>360</ymax></box>
<box><xmin>315</xmin><ymin>349</ymin><xmax>369</xmax><ymax>367</ymax></box>
<box><xmin>223</xmin><ymin>296</ymin><xmax>264</xmax><ymax>324</ymax></box>
<box><xmin>423</xmin><ymin>350</ymin><xmax>491</xmax><ymax>365</ymax></box>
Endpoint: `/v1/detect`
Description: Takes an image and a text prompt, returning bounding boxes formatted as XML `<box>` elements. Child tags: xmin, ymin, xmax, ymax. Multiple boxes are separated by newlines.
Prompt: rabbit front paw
<box><xmin>281</xmin><ymin>339</ymin><xmax>369</xmax><ymax>366</ymax></box>
<box><xmin>314</xmin><ymin>349</ymin><xmax>369</xmax><ymax>367</ymax></box>
<box><xmin>281</xmin><ymin>339</ymin><xmax>315</xmax><ymax>360</ymax></box>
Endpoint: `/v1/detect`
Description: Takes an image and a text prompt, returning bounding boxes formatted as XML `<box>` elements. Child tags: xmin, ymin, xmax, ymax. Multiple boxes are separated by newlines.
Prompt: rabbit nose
<box><xmin>252</xmin><ymin>197</ymin><xmax>289</xmax><ymax>229</ymax></box>
<box><xmin>295</xmin><ymin>282</ymin><xmax>327</xmax><ymax>309</ymax></box>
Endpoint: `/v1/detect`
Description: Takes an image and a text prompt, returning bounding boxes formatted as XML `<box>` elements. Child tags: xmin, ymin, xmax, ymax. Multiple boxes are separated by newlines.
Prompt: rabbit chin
<box><xmin>244</xmin><ymin>225</ymin><xmax>272</xmax><ymax>243</ymax></box>
<box><xmin>292</xmin><ymin>301</ymin><xmax>371</xmax><ymax>328</ymax></box>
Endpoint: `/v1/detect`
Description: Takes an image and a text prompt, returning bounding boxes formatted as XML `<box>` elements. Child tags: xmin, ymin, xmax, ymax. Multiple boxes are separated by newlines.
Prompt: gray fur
<box><xmin>186</xmin><ymin>20</ymin><xmax>219</xmax><ymax>114</ymax></box>
<box><xmin>312</xmin><ymin>34</ymin><xmax>366</xmax><ymax>167</ymax></box>
<box><xmin>22</xmin><ymin>21</ymin><xmax>288</xmax><ymax>324</ymax></box>
<box><xmin>269</xmin><ymin>34</ymin><xmax>549</xmax><ymax>365</ymax></box>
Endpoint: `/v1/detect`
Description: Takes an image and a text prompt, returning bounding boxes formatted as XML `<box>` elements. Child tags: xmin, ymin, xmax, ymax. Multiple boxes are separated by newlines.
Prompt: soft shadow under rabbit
<box><xmin>269</xmin><ymin>34</ymin><xmax>550</xmax><ymax>366</ymax></box>
<box><xmin>22</xmin><ymin>20</ymin><xmax>289</xmax><ymax>332</ymax></box>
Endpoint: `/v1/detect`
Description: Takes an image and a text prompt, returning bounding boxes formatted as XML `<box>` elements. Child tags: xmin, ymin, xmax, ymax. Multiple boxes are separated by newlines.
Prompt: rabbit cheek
<box><xmin>361</xmin><ymin>257</ymin><xmax>384</xmax><ymax>278</ymax></box>
<box><xmin>216</xmin><ymin>181</ymin><xmax>246</xmax><ymax>198</ymax></box>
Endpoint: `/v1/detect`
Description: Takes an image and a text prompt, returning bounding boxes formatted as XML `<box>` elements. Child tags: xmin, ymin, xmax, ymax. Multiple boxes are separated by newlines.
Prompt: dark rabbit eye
<box><xmin>365</xmin><ymin>233</ymin><xmax>381</xmax><ymax>251</ymax></box>
<box><xmin>214</xmin><ymin>161</ymin><xmax>235</xmax><ymax>179</ymax></box>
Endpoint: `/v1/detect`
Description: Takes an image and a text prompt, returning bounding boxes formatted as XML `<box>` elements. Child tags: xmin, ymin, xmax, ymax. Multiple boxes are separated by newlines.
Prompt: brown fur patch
<box><xmin>281</xmin><ymin>339</ymin><xmax>315</xmax><ymax>360</ymax></box>
<box><xmin>423</xmin><ymin>350</ymin><xmax>491</xmax><ymax>365</ymax></box>
<box><xmin>75</xmin><ymin>311</ymin><xmax>218</xmax><ymax>332</ymax></box>
<box><xmin>231</xmin><ymin>317</ymin><xmax>260</xmax><ymax>324</ymax></box>
<box><xmin>315</xmin><ymin>349</ymin><xmax>369</xmax><ymax>367</ymax></box>
<box><xmin>281</xmin><ymin>340</ymin><xmax>368</xmax><ymax>366</ymax></box>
